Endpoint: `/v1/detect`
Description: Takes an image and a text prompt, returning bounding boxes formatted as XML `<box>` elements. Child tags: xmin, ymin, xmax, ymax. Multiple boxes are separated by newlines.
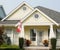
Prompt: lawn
<box><xmin>0</xmin><ymin>43</ymin><xmax>25</xmax><ymax>50</ymax></box>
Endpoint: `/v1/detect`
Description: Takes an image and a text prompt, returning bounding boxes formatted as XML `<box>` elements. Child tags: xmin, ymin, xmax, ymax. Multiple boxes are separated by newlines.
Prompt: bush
<box><xmin>51</xmin><ymin>38</ymin><xmax>57</xmax><ymax>50</ymax></box>
<box><xmin>0</xmin><ymin>43</ymin><xmax>19</xmax><ymax>48</ymax></box>
<box><xmin>0</xmin><ymin>43</ymin><xmax>8</xmax><ymax>47</ymax></box>
<box><xmin>19</xmin><ymin>38</ymin><xmax>24</xmax><ymax>49</ymax></box>
<box><xmin>25</xmin><ymin>39</ymin><xmax>31</xmax><ymax>46</ymax></box>
<box><xmin>43</xmin><ymin>39</ymin><xmax>49</xmax><ymax>47</ymax></box>
<box><xmin>0</xmin><ymin>48</ymin><xmax>20</xmax><ymax>50</ymax></box>
<box><xmin>0</xmin><ymin>43</ymin><xmax>24</xmax><ymax>50</ymax></box>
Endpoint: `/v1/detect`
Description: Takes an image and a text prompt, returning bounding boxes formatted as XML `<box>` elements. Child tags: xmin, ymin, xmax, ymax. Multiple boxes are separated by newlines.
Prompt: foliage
<box><xmin>0</xmin><ymin>43</ymin><xmax>8</xmax><ymax>47</ymax></box>
<box><xmin>0</xmin><ymin>43</ymin><xmax>19</xmax><ymax>48</ymax></box>
<box><xmin>0</xmin><ymin>44</ymin><xmax>25</xmax><ymax>50</ymax></box>
<box><xmin>2</xmin><ymin>34</ymin><xmax>11</xmax><ymax>45</ymax></box>
<box><xmin>0</xmin><ymin>26</ymin><xmax>11</xmax><ymax>46</ymax></box>
<box><xmin>51</xmin><ymin>38</ymin><xmax>57</xmax><ymax>50</ymax></box>
<box><xmin>43</xmin><ymin>39</ymin><xmax>49</xmax><ymax>46</ymax></box>
<box><xmin>25</xmin><ymin>39</ymin><xmax>31</xmax><ymax>46</ymax></box>
<box><xmin>19</xmin><ymin>38</ymin><xmax>24</xmax><ymax>49</ymax></box>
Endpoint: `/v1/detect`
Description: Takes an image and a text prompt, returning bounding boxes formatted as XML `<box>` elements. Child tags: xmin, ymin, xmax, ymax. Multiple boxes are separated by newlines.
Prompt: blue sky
<box><xmin>0</xmin><ymin>0</ymin><xmax>60</xmax><ymax>15</ymax></box>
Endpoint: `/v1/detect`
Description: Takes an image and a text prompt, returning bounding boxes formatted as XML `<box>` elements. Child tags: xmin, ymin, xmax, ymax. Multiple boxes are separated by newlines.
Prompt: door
<box><xmin>37</xmin><ymin>31</ymin><xmax>43</xmax><ymax>46</ymax></box>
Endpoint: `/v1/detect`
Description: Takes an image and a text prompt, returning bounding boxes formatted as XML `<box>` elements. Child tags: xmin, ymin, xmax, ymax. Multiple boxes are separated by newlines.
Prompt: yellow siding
<box><xmin>6</xmin><ymin>4</ymin><xmax>32</xmax><ymax>20</ymax></box>
<box><xmin>23</xmin><ymin>11</ymin><xmax>53</xmax><ymax>25</ymax></box>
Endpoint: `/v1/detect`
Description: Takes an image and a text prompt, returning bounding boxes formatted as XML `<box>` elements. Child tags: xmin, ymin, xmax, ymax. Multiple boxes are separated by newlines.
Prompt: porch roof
<box><xmin>0</xmin><ymin>20</ymin><xmax>19</xmax><ymax>26</ymax></box>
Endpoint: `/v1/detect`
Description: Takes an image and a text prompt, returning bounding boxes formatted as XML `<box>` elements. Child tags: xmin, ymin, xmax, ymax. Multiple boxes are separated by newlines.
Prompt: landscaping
<box><xmin>0</xmin><ymin>43</ymin><xmax>19</xmax><ymax>50</ymax></box>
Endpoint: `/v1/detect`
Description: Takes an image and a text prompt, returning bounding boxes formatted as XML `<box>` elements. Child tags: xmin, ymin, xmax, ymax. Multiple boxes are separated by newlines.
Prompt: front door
<box><xmin>30</xmin><ymin>29</ymin><xmax>43</xmax><ymax>46</ymax></box>
<box><xmin>37</xmin><ymin>31</ymin><xmax>43</xmax><ymax>46</ymax></box>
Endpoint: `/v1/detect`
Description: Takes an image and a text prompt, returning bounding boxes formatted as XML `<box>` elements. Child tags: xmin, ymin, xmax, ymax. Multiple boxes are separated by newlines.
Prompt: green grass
<box><xmin>0</xmin><ymin>43</ymin><xmax>25</xmax><ymax>50</ymax></box>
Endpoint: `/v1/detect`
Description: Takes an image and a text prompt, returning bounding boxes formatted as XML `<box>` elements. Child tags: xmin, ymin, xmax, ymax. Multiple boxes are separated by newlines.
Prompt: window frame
<box><xmin>30</xmin><ymin>29</ymin><xmax>36</xmax><ymax>41</ymax></box>
<box><xmin>34</xmin><ymin>14</ymin><xmax>39</xmax><ymax>18</ymax></box>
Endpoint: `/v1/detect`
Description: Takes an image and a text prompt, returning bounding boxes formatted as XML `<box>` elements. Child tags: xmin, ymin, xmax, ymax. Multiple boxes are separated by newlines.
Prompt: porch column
<box><xmin>20</xmin><ymin>25</ymin><xmax>24</xmax><ymax>38</ymax></box>
<box><xmin>49</xmin><ymin>25</ymin><xmax>56</xmax><ymax>39</ymax></box>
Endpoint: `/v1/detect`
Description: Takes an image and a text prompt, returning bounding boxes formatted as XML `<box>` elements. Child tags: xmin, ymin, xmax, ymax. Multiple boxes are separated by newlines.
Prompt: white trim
<box><xmin>49</xmin><ymin>25</ymin><xmax>56</xmax><ymax>39</ymax></box>
<box><xmin>1</xmin><ymin>1</ymin><xmax>34</xmax><ymax>21</ymax></box>
<box><xmin>15</xmin><ymin>8</ymin><xmax>59</xmax><ymax>26</ymax></box>
<box><xmin>36</xmin><ymin>8</ymin><xmax>59</xmax><ymax>26</ymax></box>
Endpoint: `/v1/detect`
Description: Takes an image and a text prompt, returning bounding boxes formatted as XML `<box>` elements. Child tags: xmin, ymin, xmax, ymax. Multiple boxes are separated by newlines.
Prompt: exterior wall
<box><xmin>4</xmin><ymin>27</ymin><xmax>19</xmax><ymax>45</ymax></box>
<box><xmin>6</xmin><ymin>4</ymin><xmax>32</xmax><ymax>20</ymax></box>
<box><xmin>23</xmin><ymin>11</ymin><xmax>53</xmax><ymax>26</ymax></box>
<box><xmin>24</xmin><ymin>26</ymin><xmax>49</xmax><ymax>45</ymax></box>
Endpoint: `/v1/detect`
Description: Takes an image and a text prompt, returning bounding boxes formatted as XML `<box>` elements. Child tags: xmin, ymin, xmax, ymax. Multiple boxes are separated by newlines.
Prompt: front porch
<box><xmin>23</xmin><ymin>25</ymin><xmax>55</xmax><ymax>47</ymax></box>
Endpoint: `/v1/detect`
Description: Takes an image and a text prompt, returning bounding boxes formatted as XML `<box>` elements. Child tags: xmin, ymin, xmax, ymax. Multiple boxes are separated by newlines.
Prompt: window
<box><xmin>5</xmin><ymin>28</ymin><xmax>12</xmax><ymax>34</ymax></box>
<box><xmin>23</xmin><ymin>6</ymin><xmax>26</xmax><ymax>10</ymax></box>
<box><xmin>34</xmin><ymin>14</ymin><xmax>39</xmax><ymax>18</ymax></box>
<box><xmin>38</xmin><ymin>31</ymin><xmax>43</xmax><ymax>42</ymax></box>
<box><xmin>5</xmin><ymin>28</ymin><xmax>12</xmax><ymax>37</ymax></box>
<box><xmin>48</xmin><ymin>29</ymin><xmax>50</xmax><ymax>37</ymax></box>
<box><xmin>30</xmin><ymin>29</ymin><xmax>36</xmax><ymax>41</ymax></box>
<box><xmin>56</xmin><ymin>29</ymin><xmax>60</xmax><ymax>39</ymax></box>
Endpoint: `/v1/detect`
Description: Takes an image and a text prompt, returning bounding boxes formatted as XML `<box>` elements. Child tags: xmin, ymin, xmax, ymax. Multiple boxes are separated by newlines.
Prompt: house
<box><xmin>0</xmin><ymin>5</ymin><xmax>6</xmax><ymax>20</ymax></box>
<box><xmin>0</xmin><ymin>1</ymin><xmax>60</xmax><ymax>48</ymax></box>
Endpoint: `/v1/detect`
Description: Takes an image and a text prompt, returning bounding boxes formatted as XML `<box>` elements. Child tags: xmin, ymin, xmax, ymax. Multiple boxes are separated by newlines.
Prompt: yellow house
<box><xmin>0</xmin><ymin>1</ymin><xmax>60</xmax><ymax>48</ymax></box>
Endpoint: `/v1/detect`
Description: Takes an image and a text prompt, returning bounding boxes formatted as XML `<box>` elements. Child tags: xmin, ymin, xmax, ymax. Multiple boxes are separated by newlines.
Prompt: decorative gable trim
<box><xmin>15</xmin><ymin>8</ymin><xmax>59</xmax><ymax>26</ymax></box>
<box><xmin>1</xmin><ymin>1</ymin><xmax>34</xmax><ymax>21</ymax></box>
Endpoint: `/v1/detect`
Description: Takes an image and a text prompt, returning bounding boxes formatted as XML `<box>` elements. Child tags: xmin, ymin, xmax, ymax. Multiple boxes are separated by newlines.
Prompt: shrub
<box><xmin>43</xmin><ymin>39</ymin><xmax>49</xmax><ymax>47</ymax></box>
<box><xmin>25</xmin><ymin>39</ymin><xmax>31</xmax><ymax>46</ymax></box>
<box><xmin>0</xmin><ymin>44</ymin><xmax>21</xmax><ymax>50</ymax></box>
<box><xmin>0</xmin><ymin>43</ymin><xmax>19</xmax><ymax>48</ymax></box>
<box><xmin>19</xmin><ymin>38</ymin><xmax>24</xmax><ymax>49</ymax></box>
<box><xmin>51</xmin><ymin>38</ymin><xmax>57</xmax><ymax>50</ymax></box>
<box><xmin>0</xmin><ymin>43</ymin><xmax>8</xmax><ymax>47</ymax></box>
<box><xmin>0</xmin><ymin>48</ymin><xmax>20</xmax><ymax>50</ymax></box>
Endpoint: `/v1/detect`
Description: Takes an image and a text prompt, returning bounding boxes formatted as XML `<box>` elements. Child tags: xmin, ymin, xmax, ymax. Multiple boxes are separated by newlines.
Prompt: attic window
<box><xmin>34</xmin><ymin>14</ymin><xmax>39</xmax><ymax>18</ymax></box>
<box><xmin>23</xmin><ymin>6</ymin><xmax>26</xmax><ymax>10</ymax></box>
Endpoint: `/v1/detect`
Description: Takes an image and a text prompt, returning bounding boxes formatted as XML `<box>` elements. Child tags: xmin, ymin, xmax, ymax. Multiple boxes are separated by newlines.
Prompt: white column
<box><xmin>49</xmin><ymin>25</ymin><xmax>56</xmax><ymax>39</ymax></box>
<box><xmin>20</xmin><ymin>25</ymin><xmax>24</xmax><ymax>38</ymax></box>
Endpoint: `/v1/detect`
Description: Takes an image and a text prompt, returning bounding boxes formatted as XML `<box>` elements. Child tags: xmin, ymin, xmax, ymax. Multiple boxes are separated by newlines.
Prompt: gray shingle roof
<box><xmin>0</xmin><ymin>20</ymin><xmax>19</xmax><ymax>24</ymax></box>
<box><xmin>0</xmin><ymin>5</ymin><xmax>6</xmax><ymax>19</ymax></box>
<box><xmin>35</xmin><ymin>6</ymin><xmax>60</xmax><ymax>23</ymax></box>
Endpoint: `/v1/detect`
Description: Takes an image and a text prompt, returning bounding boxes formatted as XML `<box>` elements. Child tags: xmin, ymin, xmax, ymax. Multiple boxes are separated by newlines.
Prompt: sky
<box><xmin>0</xmin><ymin>0</ymin><xmax>60</xmax><ymax>15</ymax></box>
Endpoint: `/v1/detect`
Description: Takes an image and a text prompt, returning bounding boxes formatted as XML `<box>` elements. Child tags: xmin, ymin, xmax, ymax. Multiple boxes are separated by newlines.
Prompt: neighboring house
<box><xmin>0</xmin><ymin>5</ymin><xmax>6</xmax><ymax>20</ymax></box>
<box><xmin>0</xmin><ymin>2</ymin><xmax>60</xmax><ymax>48</ymax></box>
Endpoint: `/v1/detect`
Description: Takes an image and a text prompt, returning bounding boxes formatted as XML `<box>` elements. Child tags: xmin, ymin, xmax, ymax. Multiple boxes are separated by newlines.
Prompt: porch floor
<box><xmin>24</xmin><ymin>46</ymin><xmax>49</xmax><ymax>50</ymax></box>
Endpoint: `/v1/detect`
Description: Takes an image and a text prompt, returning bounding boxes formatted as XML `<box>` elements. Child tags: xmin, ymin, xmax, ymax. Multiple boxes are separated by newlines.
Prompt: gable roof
<box><xmin>0</xmin><ymin>5</ymin><xmax>6</xmax><ymax>19</ymax></box>
<box><xmin>35</xmin><ymin>6</ymin><xmax>60</xmax><ymax>23</ymax></box>
<box><xmin>1</xmin><ymin>1</ymin><xmax>33</xmax><ymax>21</ymax></box>
<box><xmin>16</xmin><ymin>8</ymin><xmax>59</xmax><ymax>26</ymax></box>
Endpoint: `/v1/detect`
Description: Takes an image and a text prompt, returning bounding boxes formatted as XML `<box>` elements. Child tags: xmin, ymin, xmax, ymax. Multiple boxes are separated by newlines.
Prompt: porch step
<box><xmin>24</xmin><ymin>47</ymin><xmax>49</xmax><ymax>50</ymax></box>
